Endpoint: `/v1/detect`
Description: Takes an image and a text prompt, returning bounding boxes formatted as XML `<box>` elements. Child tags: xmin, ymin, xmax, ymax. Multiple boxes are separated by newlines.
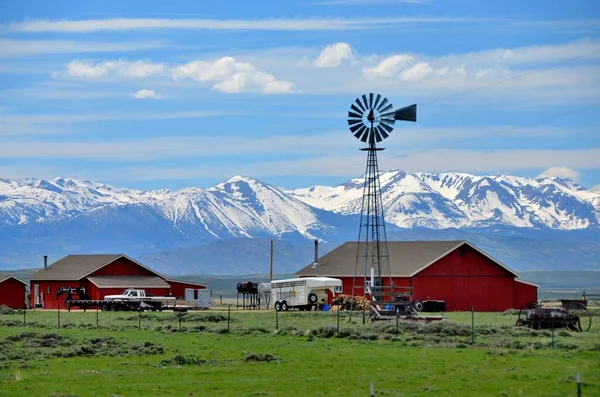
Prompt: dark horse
<box><xmin>56</xmin><ymin>286</ymin><xmax>90</xmax><ymax>301</ymax></box>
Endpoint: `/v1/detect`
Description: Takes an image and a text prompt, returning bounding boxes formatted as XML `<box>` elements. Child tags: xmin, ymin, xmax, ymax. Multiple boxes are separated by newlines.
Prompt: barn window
<box><xmin>459</xmin><ymin>245</ymin><xmax>467</xmax><ymax>257</ymax></box>
<box><xmin>46</xmin><ymin>285</ymin><xmax>51</xmax><ymax>294</ymax></box>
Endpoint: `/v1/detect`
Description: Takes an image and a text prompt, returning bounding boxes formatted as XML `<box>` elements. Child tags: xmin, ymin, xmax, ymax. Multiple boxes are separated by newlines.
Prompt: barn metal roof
<box><xmin>0</xmin><ymin>275</ymin><xmax>28</xmax><ymax>286</ymax></box>
<box><xmin>296</xmin><ymin>240</ymin><xmax>519</xmax><ymax>278</ymax></box>
<box><xmin>87</xmin><ymin>276</ymin><xmax>170</xmax><ymax>288</ymax></box>
<box><xmin>28</xmin><ymin>254</ymin><xmax>164</xmax><ymax>281</ymax></box>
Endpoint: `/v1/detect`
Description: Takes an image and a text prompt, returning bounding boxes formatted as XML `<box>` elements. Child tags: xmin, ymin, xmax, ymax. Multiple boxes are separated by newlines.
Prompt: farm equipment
<box><xmin>516</xmin><ymin>302</ymin><xmax>591</xmax><ymax>332</ymax></box>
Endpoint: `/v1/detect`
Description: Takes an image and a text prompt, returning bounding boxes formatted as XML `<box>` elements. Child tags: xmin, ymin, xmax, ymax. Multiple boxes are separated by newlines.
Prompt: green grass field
<box><xmin>1</xmin><ymin>308</ymin><xmax>599</xmax><ymax>396</ymax></box>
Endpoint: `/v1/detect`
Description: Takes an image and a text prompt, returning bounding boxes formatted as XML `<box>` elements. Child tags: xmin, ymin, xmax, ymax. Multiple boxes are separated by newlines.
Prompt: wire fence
<box><xmin>1</xmin><ymin>305</ymin><xmax>597</xmax><ymax>352</ymax></box>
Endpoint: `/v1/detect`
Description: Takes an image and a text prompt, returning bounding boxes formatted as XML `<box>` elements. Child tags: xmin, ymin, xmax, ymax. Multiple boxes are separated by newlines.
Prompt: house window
<box><xmin>334</xmin><ymin>285</ymin><xmax>343</xmax><ymax>294</ymax></box>
<box><xmin>46</xmin><ymin>285</ymin><xmax>51</xmax><ymax>294</ymax></box>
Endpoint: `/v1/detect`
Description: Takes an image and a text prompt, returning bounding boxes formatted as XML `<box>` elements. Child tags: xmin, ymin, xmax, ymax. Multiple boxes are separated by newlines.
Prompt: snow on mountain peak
<box><xmin>0</xmin><ymin>171</ymin><xmax>599</xmax><ymax>234</ymax></box>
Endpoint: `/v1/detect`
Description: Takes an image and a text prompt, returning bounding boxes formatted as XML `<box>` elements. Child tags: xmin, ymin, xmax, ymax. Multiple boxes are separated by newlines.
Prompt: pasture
<box><xmin>0</xmin><ymin>307</ymin><xmax>598</xmax><ymax>396</ymax></box>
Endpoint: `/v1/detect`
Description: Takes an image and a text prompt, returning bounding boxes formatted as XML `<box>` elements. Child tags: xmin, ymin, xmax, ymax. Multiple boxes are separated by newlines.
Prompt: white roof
<box><xmin>272</xmin><ymin>276</ymin><xmax>342</xmax><ymax>286</ymax></box>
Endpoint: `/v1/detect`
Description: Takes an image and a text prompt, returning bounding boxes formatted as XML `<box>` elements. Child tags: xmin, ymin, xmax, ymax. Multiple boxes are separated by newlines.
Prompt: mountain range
<box><xmin>1</xmin><ymin>171</ymin><xmax>599</xmax><ymax>274</ymax></box>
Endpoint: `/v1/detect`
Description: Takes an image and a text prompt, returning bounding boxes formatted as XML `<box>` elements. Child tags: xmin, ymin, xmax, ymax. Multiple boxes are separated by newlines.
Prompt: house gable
<box><xmin>88</xmin><ymin>256</ymin><xmax>160</xmax><ymax>278</ymax></box>
<box><xmin>415</xmin><ymin>243</ymin><xmax>514</xmax><ymax>277</ymax></box>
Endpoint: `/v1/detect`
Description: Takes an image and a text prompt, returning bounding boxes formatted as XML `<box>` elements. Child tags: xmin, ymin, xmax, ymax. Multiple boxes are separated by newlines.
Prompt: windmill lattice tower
<box><xmin>346</xmin><ymin>93</ymin><xmax>416</xmax><ymax>321</ymax></box>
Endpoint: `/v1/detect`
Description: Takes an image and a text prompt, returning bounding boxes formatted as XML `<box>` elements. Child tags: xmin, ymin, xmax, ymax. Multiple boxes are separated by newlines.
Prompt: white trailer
<box><xmin>271</xmin><ymin>277</ymin><xmax>343</xmax><ymax>311</ymax></box>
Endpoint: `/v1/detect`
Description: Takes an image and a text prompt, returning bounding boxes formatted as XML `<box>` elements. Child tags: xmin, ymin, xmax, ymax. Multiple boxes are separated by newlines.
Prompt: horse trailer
<box><xmin>271</xmin><ymin>277</ymin><xmax>342</xmax><ymax>311</ymax></box>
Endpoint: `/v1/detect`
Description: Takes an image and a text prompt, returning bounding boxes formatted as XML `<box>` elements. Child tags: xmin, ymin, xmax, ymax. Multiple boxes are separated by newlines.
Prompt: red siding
<box><xmin>418</xmin><ymin>245</ymin><xmax>512</xmax><ymax>277</ymax></box>
<box><xmin>167</xmin><ymin>280</ymin><xmax>206</xmax><ymax>299</ymax></box>
<box><xmin>89</xmin><ymin>257</ymin><xmax>157</xmax><ymax>277</ymax></box>
<box><xmin>413</xmin><ymin>275</ymin><xmax>514</xmax><ymax>311</ymax></box>
<box><xmin>514</xmin><ymin>280</ymin><xmax>538</xmax><ymax>309</ymax></box>
<box><xmin>30</xmin><ymin>280</ymin><xmax>80</xmax><ymax>310</ymax></box>
<box><xmin>0</xmin><ymin>278</ymin><xmax>26</xmax><ymax>309</ymax></box>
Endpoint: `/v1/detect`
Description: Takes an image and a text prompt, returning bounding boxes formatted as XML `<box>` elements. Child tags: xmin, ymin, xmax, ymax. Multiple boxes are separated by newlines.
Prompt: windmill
<box><xmin>347</xmin><ymin>93</ymin><xmax>416</xmax><ymax>322</ymax></box>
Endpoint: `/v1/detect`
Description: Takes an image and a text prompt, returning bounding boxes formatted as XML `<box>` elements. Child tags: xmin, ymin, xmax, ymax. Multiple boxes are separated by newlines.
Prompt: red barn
<box><xmin>29</xmin><ymin>254</ymin><xmax>206</xmax><ymax>309</ymax></box>
<box><xmin>0</xmin><ymin>275</ymin><xmax>28</xmax><ymax>309</ymax></box>
<box><xmin>296</xmin><ymin>240</ymin><xmax>538</xmax><ymax>312</ymax></box>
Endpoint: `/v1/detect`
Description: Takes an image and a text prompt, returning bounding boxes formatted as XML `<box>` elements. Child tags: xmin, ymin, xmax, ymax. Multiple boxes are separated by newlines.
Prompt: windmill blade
<box><xmin>361</xmin><ymin>94</ymin><xmax>369</xmax><ymax>110</ymax></box>
<box><xmin>360</xmin><ymin>128</ymin><xmax>369</xmax><ymax>142</ymax></box>
<box><xmin>373</xmin><ymin>94</ymin><xmax>382</xmax><ymax>110</ymax></box>
<box><xmin>350</xmin><ymin>123</ymin><xmax>364</xmax><ymax>133</ymax></box>
<box><xmin>348</xmin><ymin>119</ymin><xmax>362</xmax><ymax>126</ymax></box>
<box><xmin>379</xmin><ymin>122</ymin><xmax>393</xmax><ymax>133</ymax></box>
<box><xmin>355</xmin><ymin>98</ymin><xmax>365</xmax><ymax>112</ymax></box>
<box><xmin>368</xmin><ymin>93</ymin><xmax>374</xmax><ymax>108</ymax></box>
<box><xmin>376</xmin><ymin>97</ymin><xmax>389</xmax><ymax>111</ymax></box>
<box><xmin>348</xmin><ymin>111</ymin><xmax>362</xmax><ymax>119</ymax></box>
<box><xmin>379</xmin><ymin>104</ymin><xmax>393</xmax><ymax>114</ymax></box>
<box><xmin>354</xmin><ymin>125</ymin><xmax>367</xmax><ymax>140</ymax></box>
<box><xmin>394</xmin><ymin>104</ymin><xmax>417</xmax><ymax>122</ymax></box>
<box><xmin>374</xmin><ymin>129</ymin><xmax>383</xmax><ymax>142</ymax></box>
<box><xmin>376</xmin><ymin>125</ymin><xmax>389</xmax><ymax>140</ymax></box>
<box><xmin>351</xmin><ymin>104</ymin><xmax>363</xmax><ymax>114</ymax></box>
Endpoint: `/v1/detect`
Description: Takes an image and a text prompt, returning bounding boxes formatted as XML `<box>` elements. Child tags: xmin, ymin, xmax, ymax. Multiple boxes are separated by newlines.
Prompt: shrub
<box><xmin>244</xmin><ymin>353</ymin><xmax>278</xmax><ymax>362</ymax></box>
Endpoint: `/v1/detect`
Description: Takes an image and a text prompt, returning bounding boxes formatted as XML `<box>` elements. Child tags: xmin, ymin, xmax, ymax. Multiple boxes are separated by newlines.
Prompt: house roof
<box><xmin>166</xmin><ymin>279</ymin><xmax>207</xmax><ymax>288</ymax></box>
<box><xmin>87</xmin><ymin>276</ymin><xmax>170</xmax><ymax>289</ymax></box>
<box><xmin>28</xmin><ymin>254</ymin><xmax>164</xmax><ymax>281</ymax></box>
<box><xmin>0</xmin><ymin>275</ymin><xmax>28</xmax><ymax>286</ymax></box>
<box><xmin>515</xmin><ymin>278</ymin><xmax>540</xmax><ymax>288</ymax></box>
<box><xmin>296</xmin><ymin>240</ymin><xmax>519</xmax><ymax>278</ymax></box>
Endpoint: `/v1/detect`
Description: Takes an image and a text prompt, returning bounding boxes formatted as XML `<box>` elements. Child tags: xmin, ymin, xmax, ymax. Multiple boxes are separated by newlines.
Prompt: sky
<box><xmin>0</xmin><ymin>0</ymin><xmax>599</xmax><ymax>191</ymax></box>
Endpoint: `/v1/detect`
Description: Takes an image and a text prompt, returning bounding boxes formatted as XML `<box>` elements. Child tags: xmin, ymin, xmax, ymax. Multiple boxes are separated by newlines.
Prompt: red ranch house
<box><xmin>296</xmin><ymin>240</ymin><xmax>538</xmax><ymax>312</ymax></box>
<box><xmin>0</xmin><ymin>275</ymin><xmax>28</xmax><ymax>309</ymax></box>
<box><xmin>29</xmin><ymin>254</ymin><xmax>206</xmax><ymax>309</ymax></box>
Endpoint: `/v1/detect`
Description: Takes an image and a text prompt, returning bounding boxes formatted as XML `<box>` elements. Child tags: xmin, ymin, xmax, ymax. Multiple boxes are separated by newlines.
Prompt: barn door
<box><xmin>34</xmin><ymin>284</ymin><xmax>40</xmax><ymax>307</ymax></box>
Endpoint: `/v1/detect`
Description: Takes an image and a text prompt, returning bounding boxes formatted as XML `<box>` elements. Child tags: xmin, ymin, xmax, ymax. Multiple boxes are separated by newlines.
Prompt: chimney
<box><xmin>43</xmin><ymin>255</ymin><xmax>48</xmax><ymax>269</ymax></box>
<box><xmin>312</xmin><ymin>240</ymin><xmax>319</xmax><ymax>268</ymax></box>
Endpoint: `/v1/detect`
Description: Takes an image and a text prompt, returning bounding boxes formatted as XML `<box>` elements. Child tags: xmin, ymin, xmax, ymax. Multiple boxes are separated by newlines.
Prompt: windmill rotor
<box><xmin>347</xmin><ymin>93</ymin><xmax>396</xmax><ymax>143</ymax></box>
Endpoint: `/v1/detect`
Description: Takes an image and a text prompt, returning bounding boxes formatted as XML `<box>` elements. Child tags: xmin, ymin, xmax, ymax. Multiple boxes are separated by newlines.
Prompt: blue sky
<box><xmin>0</xmin><ymin>0</ymin><xmax>599</xmax><ymax>191</ymax></box>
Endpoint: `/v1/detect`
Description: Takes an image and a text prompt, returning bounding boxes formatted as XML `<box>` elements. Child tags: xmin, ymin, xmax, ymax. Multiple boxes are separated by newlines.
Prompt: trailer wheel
<box><xmin>101</xmin><ymin>303</ymin><xmax>109</xmax><ymax>312</ymax></box>
<box><xmin>274</xmin><ymin>301</ymin><xmax>281</xmax><ymax>311</ymax></box>
<box><xmin>413</xmin><ymin>300</ymin><xmax>423</xmax><ymax>311</ymax></box>
<box><xmin>281</xmin><ymin>301</ymin><xmax>288</xmax><ymax>311</ymax></box>
<box><xmin>308</xmin><ymin>293</ymin><xmax>318</xmax><ymax>304</ymax></box>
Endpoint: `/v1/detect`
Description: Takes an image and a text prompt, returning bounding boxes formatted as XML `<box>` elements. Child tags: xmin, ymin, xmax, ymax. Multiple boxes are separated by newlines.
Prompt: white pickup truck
<box><xmin>101</xmin><ymin>289</ymin><xmax>176</xmax><ymax>311</ymax></box>
<box><xmin>104</xmin><ymin>289</ymin><xmax>176</xmax><ymax>302</ymax></box>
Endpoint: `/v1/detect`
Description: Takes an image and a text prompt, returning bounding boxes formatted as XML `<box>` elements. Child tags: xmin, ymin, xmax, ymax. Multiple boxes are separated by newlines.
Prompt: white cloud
<box><xmin>537</xmin><ymin>167</ymin><xmax>581</xmax><ymax>181</ymax></box>
<box><xmin>172</xmin><ymin>57</ymin><xmax>294</xmax><ymax>94</ymax></box>
<box><xmin>64</xmin><ymin>59</ymin><xmax>166</xmax><ymax>78</ymax></box>
<box><xmin>399</xmin><ymin>61</ymin><xmax>433</xmax><ymax>81</ymax></box>
<box><xmin>4</xmin><ymin>17</ymin><xmax>490</xmax><ymax>33</ymax></box>
<box><xmin>0</xmin><ymin>39</ymin><xmax>163</xmax><ymax>58</ymax></box>
<box><xmin>314</xmin><ymin>42</ymin><xmax>352</xmax><ymax>68</ymax></box>
<box><xmin>132</xmin><ymin>89</ymin><xmax>161</xmax><ymax>99</ymax></box>
<box><xmin>591</xmin><ymin>184</ymin><xmax>600</xmax><ymax>192</ymax></box>
<box><xmin>362</xmin><ymin>54</ymin><xmax>414</xmax><ymax>78</ymax></box>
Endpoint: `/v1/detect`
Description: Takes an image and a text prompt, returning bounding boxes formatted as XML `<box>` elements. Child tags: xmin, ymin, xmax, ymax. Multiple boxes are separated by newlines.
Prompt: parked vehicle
<box><xmin>57</xmin><ymin>287</ymin><xmax>175</xmax><ymax>311</ymax></box>
<box><xmin>271</xmin><ymin>277</ymin><xmax>342</xmax><ymax>311</ymax></box>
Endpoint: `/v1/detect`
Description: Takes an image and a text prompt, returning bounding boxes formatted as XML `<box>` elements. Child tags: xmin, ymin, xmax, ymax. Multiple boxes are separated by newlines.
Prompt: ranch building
<box><xmin>29</xmin><ymin>254</ymin><xmax>205</xmax><ymax>309</ymax></box>
<box><xmin>0</xmin><ymin>275</ymin><xmax>28</xmax><ymax>309</ymax></box>
<box><xmin>296</xmin><ymin>240</ymin><xmax>538</xmax><ymax>312</ymax></box>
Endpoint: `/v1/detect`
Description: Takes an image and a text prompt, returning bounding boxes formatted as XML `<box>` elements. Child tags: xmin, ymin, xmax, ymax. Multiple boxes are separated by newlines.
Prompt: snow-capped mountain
<box><xmin>289</xmin><ymin>170</ymin><xmax>600</xmax><ymax>230</ymax></box>
<box><xmin>1</xmin><ymin>171</ymin><xmax>599</xmax><ymax>273</ymax></box>
<box><xmin>0</xmin><ymin>175</ymin><xmax>342</xmax><ymax>241</ymax></box>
